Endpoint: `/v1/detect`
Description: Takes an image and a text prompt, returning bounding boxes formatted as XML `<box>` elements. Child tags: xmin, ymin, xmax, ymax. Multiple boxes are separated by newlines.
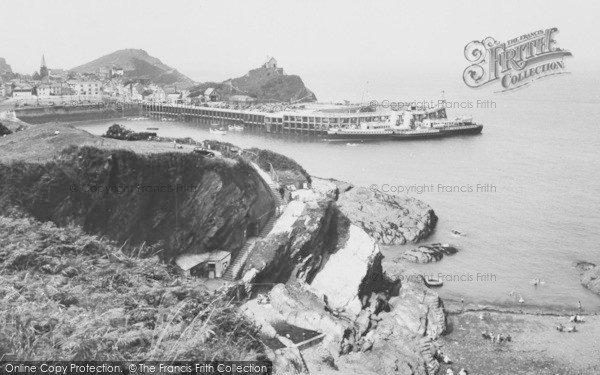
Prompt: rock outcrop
<box><xmin>311</xmin><ymin>224</ymin><xmax>385</xmax><ymax>317</ymax></box>
<box><xmin>396</xmin><ymin>243</ymin><xmax>459</xmax><ymax>263</ymax></box>
<box><xmin>0</xmin><ymin>57</ymin><xmax>12</xmax><ymax>75</ymax></box>
<box><xmin>576</xmin><ymin>261</ymin><xmax>600</xmax><ymax>296</ymax></box>
<box><xmin>337</xmin><ymin>187</ymin><xmax>437</xmax><ymax>245</ymax></box>
<box><xmin>240</xmin><ymin>180</ymin><xmax>445</xmax><ymax>375</ymax></box>
<box><xmin>0</xmin><ymin>146</ymin><xmax>275</xmax><ymax>259</ymax></box>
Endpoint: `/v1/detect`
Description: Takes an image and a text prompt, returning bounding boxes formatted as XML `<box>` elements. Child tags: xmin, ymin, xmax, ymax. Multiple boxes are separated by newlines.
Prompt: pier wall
<box><xmin>142</xmin><ymin>103</ymin><xmax>391</xmax><ymax>136</ymax></box>
<box><xmin>15</xmin><ymin>103</ymin><xmax>141</xmax><ymax>124</ymax></box>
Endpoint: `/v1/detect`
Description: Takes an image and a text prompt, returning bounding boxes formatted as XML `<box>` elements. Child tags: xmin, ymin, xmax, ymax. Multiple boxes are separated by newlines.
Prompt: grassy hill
<box><xmin>71</xmin><ymin>49</ymin><xmax>196</xmax><ymax>87</ymax></box>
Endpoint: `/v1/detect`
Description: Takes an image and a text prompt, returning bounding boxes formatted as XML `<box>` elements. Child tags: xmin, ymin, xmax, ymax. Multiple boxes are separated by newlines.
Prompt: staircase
<box><xmin>221</xmin><ymin>162</ymin><xmax>287</xmax><ymax>282</ymax></box>
<box><xmin>222</xmin><ymin>238</ymin><xmax>257</xmax><ymax>281</ymax></box>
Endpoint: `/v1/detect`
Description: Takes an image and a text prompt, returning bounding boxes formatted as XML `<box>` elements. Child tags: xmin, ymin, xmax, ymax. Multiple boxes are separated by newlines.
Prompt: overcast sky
<box><xmin>1</xmin><ymin>0</ymin><xmax>598</xmax><ymax>98</ymax></box>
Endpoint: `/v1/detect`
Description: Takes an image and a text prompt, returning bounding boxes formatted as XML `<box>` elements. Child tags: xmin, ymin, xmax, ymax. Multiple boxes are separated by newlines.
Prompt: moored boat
<box><xmin>424</xmin><ymin>277</ymin><xmax>444</xmax><ymax>288</ymax></box>
<box><xmin>209</xmin><ymin>123</ymin><xmax>227</xmax><ymax>135</ymax></box>
<box><xmin>228</xmin><ymin>124</ymin><xmax>244</xmax><ymax>131</ymax></box>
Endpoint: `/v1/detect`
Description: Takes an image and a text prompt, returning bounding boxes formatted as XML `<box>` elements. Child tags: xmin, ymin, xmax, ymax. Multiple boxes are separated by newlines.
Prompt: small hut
<box><xmin>176</xmin><ymin>251</ymin><xmax>231</xmax><ymax>279</ymax></box>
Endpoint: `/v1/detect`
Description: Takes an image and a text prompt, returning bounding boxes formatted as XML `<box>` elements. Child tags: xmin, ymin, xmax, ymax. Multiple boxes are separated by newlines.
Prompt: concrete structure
<box><xmin>142</xmin><ymin>102</ymin><xmax>392</xmax><ymax>135</ymax></box>
<box><xmin>175</xmin><ymin>251</ymin><xmax>231</xmax><ymax>279</ymax></box>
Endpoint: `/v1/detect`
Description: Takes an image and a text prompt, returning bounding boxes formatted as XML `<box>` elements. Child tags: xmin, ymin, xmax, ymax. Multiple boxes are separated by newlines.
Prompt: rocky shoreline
<box><xmin>2</xmin><ymin>120</ymin><xmax>599</xmax><ymax>374</ymax></box>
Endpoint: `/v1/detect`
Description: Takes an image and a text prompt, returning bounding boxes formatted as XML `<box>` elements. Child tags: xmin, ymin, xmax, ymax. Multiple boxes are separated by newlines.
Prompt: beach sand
<box><xmin>439</xmin><ymin>307</ymin><xmax>600</xmax><ymax>375</ymax></box>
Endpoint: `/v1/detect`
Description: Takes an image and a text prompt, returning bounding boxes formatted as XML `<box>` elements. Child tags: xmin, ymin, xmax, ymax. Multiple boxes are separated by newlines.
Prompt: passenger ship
<box><xmin>326</xmin><ymin>121</ymin><xmax>394</xmax><ymax>141</ymax></box>
<box><xmin>325</xmin><ymin>103</ymin><xmax>483</xmax><ymax>141</ymax></box>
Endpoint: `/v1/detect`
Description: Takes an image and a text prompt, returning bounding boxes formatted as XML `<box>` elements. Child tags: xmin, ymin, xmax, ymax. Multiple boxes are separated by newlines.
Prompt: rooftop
<box><xmin>175</xmin><ymin>251</ymin><xmax>231</xmax><ymax>270</ymax></box>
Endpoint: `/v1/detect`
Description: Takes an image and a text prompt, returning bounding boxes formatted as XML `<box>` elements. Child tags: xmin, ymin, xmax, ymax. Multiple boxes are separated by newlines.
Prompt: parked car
<box><xmin>192</xmin><ymin>147</ymin><xmax>215</xmax><ymax>158</ymax></box>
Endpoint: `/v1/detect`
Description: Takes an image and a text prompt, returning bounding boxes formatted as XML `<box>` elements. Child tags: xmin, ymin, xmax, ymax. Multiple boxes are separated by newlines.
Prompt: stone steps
<box><xmin>222</xmin><ymin>162</ymin><xmax>286</xmax><ymax>282</ymax></box>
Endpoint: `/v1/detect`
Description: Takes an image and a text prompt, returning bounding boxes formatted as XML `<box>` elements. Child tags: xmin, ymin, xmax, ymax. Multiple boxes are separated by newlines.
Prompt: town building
<box><xmin>167</xmin><ymin>93</ymin><xmax>181</xmax><ymax>104</ymax></box>
<box><xmin>12</xmin><ymin>83</ymin><xmax>34</xmax><ymax>98</ymax></box>
<box><xmin>264</xmin><ymin>56</ymin><xmax>277</xmax><ymax>69</ymax></box>
<box><xmin>112</xmin><ymin>65</ymin><xmax>124</xmax><ymax>76</ymax></box>
<box><xmin>36</xmin><ymin>82</ymin><xmax>67</xmax><ymax>97</ymax></box>
<box><xmin>69</xmin><ymin>80</ymin><xmax>102</xmax><ymax>98</ymax></box>
<box><xmin>204</xmin><ymin>88</ymin><xmax>220</xmax><ymax>102</ymax></box>
<box><xmin>97</xmin><ymin>66</ymin><xmax>112</xmax><ymax>80</ymax></box>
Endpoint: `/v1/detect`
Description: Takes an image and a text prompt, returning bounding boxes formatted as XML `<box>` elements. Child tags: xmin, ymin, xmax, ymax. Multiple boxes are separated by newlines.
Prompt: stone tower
<box><xmin>40</xmin><ymin>55</ymin><xmax>48</xmax><ymax>78</ymax></box>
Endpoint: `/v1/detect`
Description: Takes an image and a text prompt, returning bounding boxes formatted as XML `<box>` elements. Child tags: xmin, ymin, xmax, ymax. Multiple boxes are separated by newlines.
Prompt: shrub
<box><xmin>0</xmin><ymin>122</ymin><xmax>12</xmax><ymax>136</ymax></box>
<box><xmin>103</xmin><ymin>124</ymin><xmax>156</xmax><ymax>141</ymax></box>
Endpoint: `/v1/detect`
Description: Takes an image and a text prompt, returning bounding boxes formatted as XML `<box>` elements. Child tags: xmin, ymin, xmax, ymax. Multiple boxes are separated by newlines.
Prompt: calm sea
<box><xmin>77</xmin><ymin>71</ymin><xmax>600</xmax><ymax>312</ymax></box>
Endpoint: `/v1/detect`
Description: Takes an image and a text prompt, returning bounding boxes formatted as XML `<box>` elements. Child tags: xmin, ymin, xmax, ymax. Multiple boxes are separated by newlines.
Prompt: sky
<box><xmin>1</xmin><ymin>0</ymin><xmax>599</xmax><ymax>101</ymax></box>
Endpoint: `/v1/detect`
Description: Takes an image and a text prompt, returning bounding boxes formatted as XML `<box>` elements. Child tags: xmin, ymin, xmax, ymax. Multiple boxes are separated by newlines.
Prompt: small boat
<box><xmin>210</xmin><ymin>128</ymin><xmax>227</xmax><ymax>135</ymax></box>
<box><xmin>146</xmin><ymin>127</ymin><xmax>159</xmax><ymax>130</ymax></box>
<box><xmin>346</xmin><ymin>143</ymin><xmax>359</xmax><ymax>147</ymax></box>
<box><xmin>209</xmin><ymin>123</ymin><xmax>227</xmax><ymax>135</ymax></box>
<box><xmin>424</xmin><ymin>277</ymin><xmax>444</xmax><ymax>288</ymax></box>
<box><xmin>228</xmin><ymin>124</ymin><xmax>244</xmax><ymax>131</ymax></box>
<box><xmin>451</xmin><ymin>229</ymin><xmax>467</xmax><ymax>237</ymax></box>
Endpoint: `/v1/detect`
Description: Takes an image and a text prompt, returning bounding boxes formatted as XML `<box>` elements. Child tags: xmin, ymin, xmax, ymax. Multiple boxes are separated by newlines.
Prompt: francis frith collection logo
<box><xmin>463</xmin><ymin>28</ymin><xmax>572</xmax><ymax>92</ymax></box>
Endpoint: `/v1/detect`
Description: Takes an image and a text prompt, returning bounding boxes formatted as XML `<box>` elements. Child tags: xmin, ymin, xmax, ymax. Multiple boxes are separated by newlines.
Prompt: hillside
<box><xmin>192</xmin><ymin>63</ymin><xmax>317</xmax><ymax>103</ymax></box>
<box><xmin>70</xmin><ymin>49</ymin><xmax>195</xmax><ymax>87</ymax></box>
<box><xmin>0</xmin><ymin>211</ymin><xmax>266</xmax><ymax>361</ymax></box>
<box><xmin>0</xmin><ymin>57</ymin><xmax>12</xmax><ymax>75</ymax></box>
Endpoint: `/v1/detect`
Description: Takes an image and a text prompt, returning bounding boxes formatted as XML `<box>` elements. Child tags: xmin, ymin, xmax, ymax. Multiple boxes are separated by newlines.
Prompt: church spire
<box><xmin>40</xmin><ymin>54</ymin><xmax>49</xmax><ymax>79</ymax></box>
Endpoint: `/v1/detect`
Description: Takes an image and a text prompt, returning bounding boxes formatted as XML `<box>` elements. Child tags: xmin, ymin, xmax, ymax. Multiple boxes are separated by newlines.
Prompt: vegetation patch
<box><xmin>0</xmin><ymin>211</ymin><xmax>266</xmax><ymax>361</ymax></box>
<box><xmin>0</xmin><ymin>122</ymin><xmax>12</xmax><ymax>136</ymax></box>
<box><xmin>103</xmin><ymin>124</ymin><xmax>157</xmax><ymax>141</ymax></box>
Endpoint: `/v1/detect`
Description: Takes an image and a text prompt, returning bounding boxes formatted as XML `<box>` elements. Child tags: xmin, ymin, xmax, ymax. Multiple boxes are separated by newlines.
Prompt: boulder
<box><xmin>336</xmin><ymin>187</ymin><xmax>437</xmax><ymax>245</ymax></box>
<box><xmin>310</xmin><ymin>177</ymin><xmax>339</xmax><ymax>200</ymax></box>
<box><xmin>310</xmin><ymin>224</ymin><xmax>382</xmax><ymax>317</ymax></box>
<box><xmin>269</xmin><ymin>283</ymin><xmax>349</xmax><ymax>343</ymax></box>
<box><xmin>395</xmin><ymin>243</ymin><xmax>458</xmax><ymax>263</ymax></box>
<box><xmin>581</xmin><ymin>264</ymin><xmax>600</xmax><ymax>296</ymax></box>
<box><xmin>273</xmin><ymin>347</ymin><xmax>307</xmax><ymax>374</ymax></box>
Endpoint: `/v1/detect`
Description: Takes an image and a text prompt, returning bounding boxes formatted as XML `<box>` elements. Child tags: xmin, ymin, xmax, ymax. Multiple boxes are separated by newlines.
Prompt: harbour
<box><xmin>141</xmin><ymin>101</ymin><xmax>483</xmax><ymax>140</ymax></box>
<box><xmin>76</xmin><ymin>85</ymin><xmax>600</xmax><ymax>312</ymax></box>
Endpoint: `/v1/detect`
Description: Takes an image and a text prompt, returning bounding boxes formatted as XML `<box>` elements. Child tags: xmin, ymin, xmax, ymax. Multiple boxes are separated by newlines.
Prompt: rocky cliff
<box><xmin>191</xmin><ymin>64</ymin><xmax>316</xmax><ymax>103</ymax></box>
<box><xmin>239</xmin><ymin>178</ymin><xmax>445</xmax><ymax>374</ymax></box>
<box><xmin>0</xmin><ymin>57</ymin><xmax>12</xmax><ymax>75</ymax></box>
<box><xmin>0</xmin><ymin>146</ymin><xmax>275</xmax><ymax>259</ymax></box>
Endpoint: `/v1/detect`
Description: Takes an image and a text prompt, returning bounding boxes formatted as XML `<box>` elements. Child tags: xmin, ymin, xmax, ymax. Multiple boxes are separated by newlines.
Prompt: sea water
<box><xmin>77</xmin><ymin>72</ymin><xmax>600</xmax><ymax>312</ymax></box>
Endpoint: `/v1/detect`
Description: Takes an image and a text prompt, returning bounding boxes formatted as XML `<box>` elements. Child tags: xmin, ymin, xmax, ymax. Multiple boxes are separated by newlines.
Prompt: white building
<box><xmin>12</xmin><ymin>83</ymin><xmax>33</xmax><ymax>98</ymax></box>
<box><xmin>175</xmin><ymin>251</ymin><xmax>231</xmax><ymax>279</ymax></box>
<box><xmin>69</xmin><ymin>80</ymin><xmax>102</xmax><ymax>99</ymax></box>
